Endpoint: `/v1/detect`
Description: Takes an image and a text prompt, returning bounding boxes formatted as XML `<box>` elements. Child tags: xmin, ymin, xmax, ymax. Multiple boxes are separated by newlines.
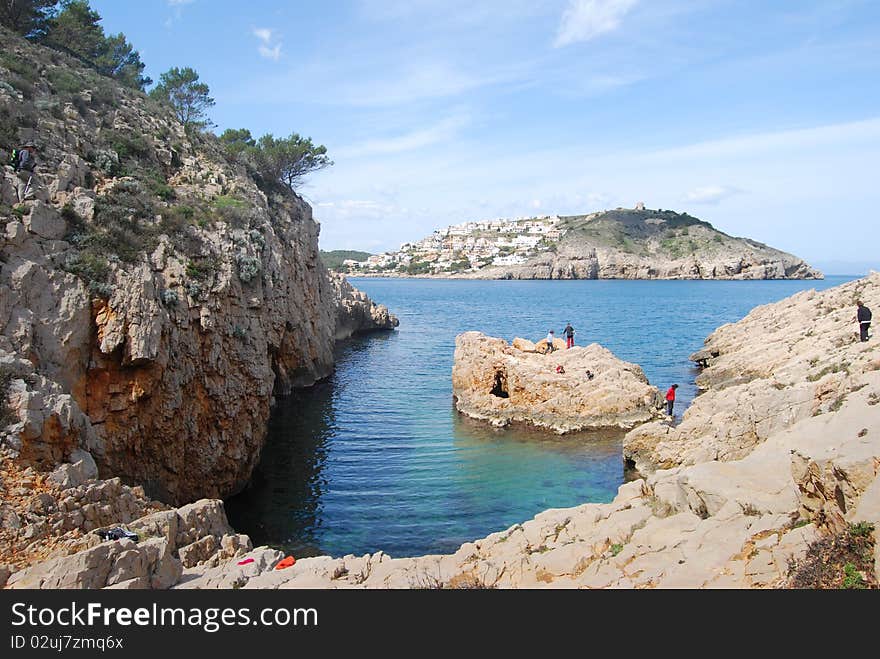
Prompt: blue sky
<box><xmin>89</xmin><ymin>0</ymin><xmax>880</xmax><ymax>273</ymax></box>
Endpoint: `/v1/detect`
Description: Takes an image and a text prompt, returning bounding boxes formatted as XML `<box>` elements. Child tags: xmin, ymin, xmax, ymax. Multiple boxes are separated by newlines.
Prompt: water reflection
<box><xmin>225</xmin><ymin>379</ymin><xmax>336</xmax><ymax>557</ymax></box>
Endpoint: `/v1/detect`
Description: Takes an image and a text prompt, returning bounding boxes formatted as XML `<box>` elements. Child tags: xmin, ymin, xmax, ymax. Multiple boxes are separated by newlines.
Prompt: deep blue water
<box><xmin>226</xmin><ymin>276</ymin><xmax>855</xmax><ymax>558</ymax></box>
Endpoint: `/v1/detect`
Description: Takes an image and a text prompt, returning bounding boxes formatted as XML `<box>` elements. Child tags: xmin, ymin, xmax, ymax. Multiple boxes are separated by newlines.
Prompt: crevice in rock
<box><xmin>490</xmin><ymin>369</ymin><xmax>509</xmax><ymax>398</ymax></box>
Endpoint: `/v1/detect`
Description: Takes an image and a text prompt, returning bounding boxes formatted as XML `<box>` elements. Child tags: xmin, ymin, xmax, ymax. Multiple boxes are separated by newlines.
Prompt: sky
<box><xmin>88</xmin><ymin>0</ymin><xmax>880</xmax><ymax>274</ymax></box>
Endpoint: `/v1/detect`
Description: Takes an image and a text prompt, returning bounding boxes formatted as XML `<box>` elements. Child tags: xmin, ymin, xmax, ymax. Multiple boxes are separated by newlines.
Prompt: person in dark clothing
<box><xmin>665</xmin><ymin>384</ymin><xmax>678</xmax><ymax>417</ymax></box>
<box><xmin>562</xmin><ymin>322</ymin><xmax>575</xmax><ymax>349</ymax></box>
<box><xmin>13</xmin><ymin>142</ymin><xmax>36</xmax><ymax>173</ymax></box>
<box><xmin>12</xmin><ymin>141</ymin><xmax>37</xmax><ymax>201</ymax></box>
<box><xmin>855</xmin><ymin>301</ymin><xmax>872</xmax><ymax>342</ymax></box>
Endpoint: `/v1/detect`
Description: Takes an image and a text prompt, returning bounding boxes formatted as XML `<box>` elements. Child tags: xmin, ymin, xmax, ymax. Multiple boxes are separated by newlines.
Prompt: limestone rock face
<box><xmin>331</xmin><ymin>273</ymin><xmax>399</xmax><ymax>340</ymax></box>
<box><xmin>624</xmin><ymin>271</ymin><xmax>880</xmax><ymax>475</ymax></box>
<box><xmin>476</xmin><ymin>244</ymin><xmax>822</xmax><ymax>281</ymax></box>
<box><xmin>452</xmin><ymin>332</ymin><xmax>662</xmax><ymax>433</ymax></box>
<box><xmin>4</xmin><ymin>483</ymin><xmax>254</xmax><ymax>589</ymax></box>
<box><xmin>0</xmin><ymin>30</ymin><xmax>397</xmax><ymax>505</ymax></box>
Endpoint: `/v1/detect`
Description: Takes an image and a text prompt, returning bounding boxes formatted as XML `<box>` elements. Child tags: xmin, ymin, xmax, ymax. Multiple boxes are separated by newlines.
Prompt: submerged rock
<box><xmin>451</xmin><ymin>331</ymin><xmax>662</xmax><ymax>433</ymax></box>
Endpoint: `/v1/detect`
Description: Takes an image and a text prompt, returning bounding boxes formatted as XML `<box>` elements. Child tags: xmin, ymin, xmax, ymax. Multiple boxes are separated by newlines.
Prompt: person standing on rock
<box><xmin>545</xmin><ymin>329</ymin><xmax>556</xmax><ymax>353</ymax></box>
<box><xmin>854</xmin><ymin>300</ymin><xmax>872</xmax><ymax>342</ymax></box>
<box><xmin>562</xmin><ymin>322</ymin><xmax>575</xmax><ymax>349</ymax></box>
<box><xmin>665</xmin><ymin>384</ymin><xmax>678</xmax><ymax>417</ymax></box>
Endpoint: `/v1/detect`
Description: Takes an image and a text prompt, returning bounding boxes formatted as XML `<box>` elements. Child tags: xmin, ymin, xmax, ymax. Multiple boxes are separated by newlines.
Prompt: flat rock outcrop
<box><xmin>452</xmin><ymin>332</ymin><xmax>662</xmax><ymax>433</ymax></box>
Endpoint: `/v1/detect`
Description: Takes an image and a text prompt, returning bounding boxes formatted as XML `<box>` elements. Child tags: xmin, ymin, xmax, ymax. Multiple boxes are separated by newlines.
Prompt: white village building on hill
<box><xmin>348</xmin><ymin>214</ymin><xmax>563</xmax><ymax>274</ymax></box>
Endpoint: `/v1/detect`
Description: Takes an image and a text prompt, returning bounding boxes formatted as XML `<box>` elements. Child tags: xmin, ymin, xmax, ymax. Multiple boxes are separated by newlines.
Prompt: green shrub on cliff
<box><xmin>0</xmin><ymin>364</ymin><xmax>15</xmax><ymax>429</ymax></box>
<box><xmin>0</xmin><ymin>0</ymin><xmax>56</xmax><ymax>39</ymax></box>
<box><xmin>219</xmin><ymin>128</ymin><xmax>332</xmax><ymax>192</ymax></box>
<box><xmin>41</xmin><ymin>0</ymin><xmax>150</xmax><ymax>90</ymax></box>
<box><xmin>149</xmin><ymin>66</ymin><xmax>214</xmax><ymax>131</ymax></box>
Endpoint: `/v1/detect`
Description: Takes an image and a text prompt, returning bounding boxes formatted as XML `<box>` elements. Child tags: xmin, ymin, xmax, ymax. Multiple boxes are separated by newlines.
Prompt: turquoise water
<box><xmin>226</xmin><ymin>276</ymin><xmax>854</xmax><ymax>558</ymax></box>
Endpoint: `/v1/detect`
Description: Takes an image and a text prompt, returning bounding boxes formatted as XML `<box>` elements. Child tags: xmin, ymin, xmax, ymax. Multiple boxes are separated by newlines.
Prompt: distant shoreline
<box><xmin>345</xmin><ymin>273</ymin><xmax>840</xmax><ymax>281</ymax></box>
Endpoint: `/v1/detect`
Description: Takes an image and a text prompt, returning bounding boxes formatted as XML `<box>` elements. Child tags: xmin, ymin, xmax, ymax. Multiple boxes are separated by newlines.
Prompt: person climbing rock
<box><xmin>665</xmin><ymin>384</ymin><xmax>678</xmax><ymax>417</ymax></box>
<box><xmin>11</xmin><ymin>141</ymin><xmax>37</xmax><ymax>202</ymax></box>
<box><xmin>854</xmin><ymin>300</ymin><xmax>872</xmax><ymax>342</ymax></box>
<box><xmin>13</xmin><ymin>142</ymin><xmax>36</xmax><ymax>174</ymax></box>
<box><xmin>562</xmin><ymin>322</ymin><xmax>575</xmax><ymax>349</ymax></box>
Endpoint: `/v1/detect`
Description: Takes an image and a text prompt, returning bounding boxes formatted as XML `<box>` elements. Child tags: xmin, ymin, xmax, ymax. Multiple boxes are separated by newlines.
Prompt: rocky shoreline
<box><xmin>5</xmin><ymin>273</ymin><xmax>877</xmax><ymax>589</ymax></box>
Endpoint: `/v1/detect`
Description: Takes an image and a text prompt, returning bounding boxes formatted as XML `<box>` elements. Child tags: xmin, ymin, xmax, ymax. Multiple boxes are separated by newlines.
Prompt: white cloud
<box><xmin>253</xmin><ymin>27</ymin><xmax>282</xmax><ymax>61</ymax></box>
<box><xmin>555</xmin><ymin>0</ymin><xmax>638</xmax><ymax>47</ymax></box>
<box><xmin>337</xmin><ymin>115</ymin><xmax>470</xmax><ymax>158</ymax></box>
<box><xmin>335</xmin><ymin>62</ymin><xmax>504</xmax><ymax>107</ymax></box>
<box><xmin>253</xmin><ymin>28</ymin><xmax>273</xmax><ymax>43</ymax></box>
<box><xmin>683</xmin><ymin>185</ymin><xmax>741</xmax><ymax>205</ymax></box>
<box><xmin>258</xmin><ymin>44</ymin><xmax>282</xmax><ymax>61</ymax></box>
<box><xmin>165</xmin><ymin>0</ymin><xmax>194</xmax><ymax>27</ymax></box>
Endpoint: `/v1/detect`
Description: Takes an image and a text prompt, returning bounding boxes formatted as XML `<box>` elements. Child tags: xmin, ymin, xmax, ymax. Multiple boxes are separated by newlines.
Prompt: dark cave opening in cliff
<box><xmin>490</xmin><ymin>369</ymin><xmax>509</xmax><ymax>398</ymax></box>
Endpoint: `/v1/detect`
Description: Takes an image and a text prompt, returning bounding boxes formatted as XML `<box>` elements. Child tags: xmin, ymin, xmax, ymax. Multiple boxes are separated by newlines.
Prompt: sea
<box><xmin>226</xmin><ymin>275</ymin><xmax>856</xmax><ymax>558</ymax></box>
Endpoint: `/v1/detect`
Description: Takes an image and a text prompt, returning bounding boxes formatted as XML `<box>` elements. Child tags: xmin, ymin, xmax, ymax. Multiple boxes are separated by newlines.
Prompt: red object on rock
<box><xmin>237</xmin><ymin>558</ymin><xmax>255</xmax><ymax>566</ymax></box>
<box><xmin>275</xmin><ymin>556</ymin><xmax>296</xmax><ymax>570</ymax></box>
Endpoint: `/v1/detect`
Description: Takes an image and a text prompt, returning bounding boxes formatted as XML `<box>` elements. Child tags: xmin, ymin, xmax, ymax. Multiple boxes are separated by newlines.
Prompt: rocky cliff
<box><xmin>452</xmin><ymin>332</ymin><xmax>662</xmax><ymax>432</ymax></box>
<box><xmin>0</xmin><ymin>29</ymin><xmax>397</xmax><ymax>510</ymax></box>
<box><xmin>477</xmin><ymin>209</ymin><xmax>822</xmax><ymax>280</ymax></box>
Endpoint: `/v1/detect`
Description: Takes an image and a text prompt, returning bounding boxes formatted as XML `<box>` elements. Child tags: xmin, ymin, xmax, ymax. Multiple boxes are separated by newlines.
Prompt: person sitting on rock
<box><xmin>555</xmin><ymin>364</ymin><xmax>565</xmax><ymax>374</ymax></box>
<box><xmin>585</xmin><ymin>369</ymin><xmax>594</xmax><ymax>380</ymax></box>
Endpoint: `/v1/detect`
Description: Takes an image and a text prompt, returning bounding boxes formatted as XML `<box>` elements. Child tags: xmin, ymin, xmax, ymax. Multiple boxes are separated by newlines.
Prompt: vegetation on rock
<box><xmin>0</xmin><ymin>0</ymin><xmax>56</xmax><ymax>39</ymax></box>
<box><xmin>0</xmin><ymin>364</ymin><xmax>14</xmax><ymax>428</ymax></box>
<box><xmin>219</xmin><ymin>128</ymin><xmax>333</xmax><ymax>192</ymax></box>
<box><xmin>785</xmin><ymin>522</ymin><xmax>877</xmax><ymax>589</ymax></box>
<box><xmin>149</xmin><ymin>66</ymin><xmax>214</xmax><ymax>130</ymax></box>
<box><xmin>42</xmin><ymin>0</ymin><xmax>150</xmax><ymax>90</ymax></box>
<box><xmin>320</xmin><ymin>250</ymin><xmax>373</xmax><ymax>272</ymax></box>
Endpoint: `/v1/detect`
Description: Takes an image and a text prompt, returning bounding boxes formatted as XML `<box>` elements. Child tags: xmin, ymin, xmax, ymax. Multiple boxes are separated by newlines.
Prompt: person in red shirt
<box><xmin>665</xmin><ymin>384</ymin><xmax>678</xmax><ymax>417</ymax></box>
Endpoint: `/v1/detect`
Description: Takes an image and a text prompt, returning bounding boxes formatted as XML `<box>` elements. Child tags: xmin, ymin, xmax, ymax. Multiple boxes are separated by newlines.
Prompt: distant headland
<box><xmin>326</xmin><ymin>205</ymin><xmax>822</xmax><ymax>280</ymax></box>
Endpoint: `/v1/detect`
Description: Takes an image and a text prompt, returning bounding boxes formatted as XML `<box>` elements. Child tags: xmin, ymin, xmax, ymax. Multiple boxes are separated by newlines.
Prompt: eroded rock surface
<box><xmin>624</xmin><ymin>271</ymin><xmax>880</xmax><ymax>475</ymax></box>
<box><xmin>0</xmin><ymin>29</ymin><xmax>397</xmax><ymax>505</ymax></box>
<box><xmin>452</xmin><ymin>332</ymin><xmax>662</xmax><ymax>433</ymax></box>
